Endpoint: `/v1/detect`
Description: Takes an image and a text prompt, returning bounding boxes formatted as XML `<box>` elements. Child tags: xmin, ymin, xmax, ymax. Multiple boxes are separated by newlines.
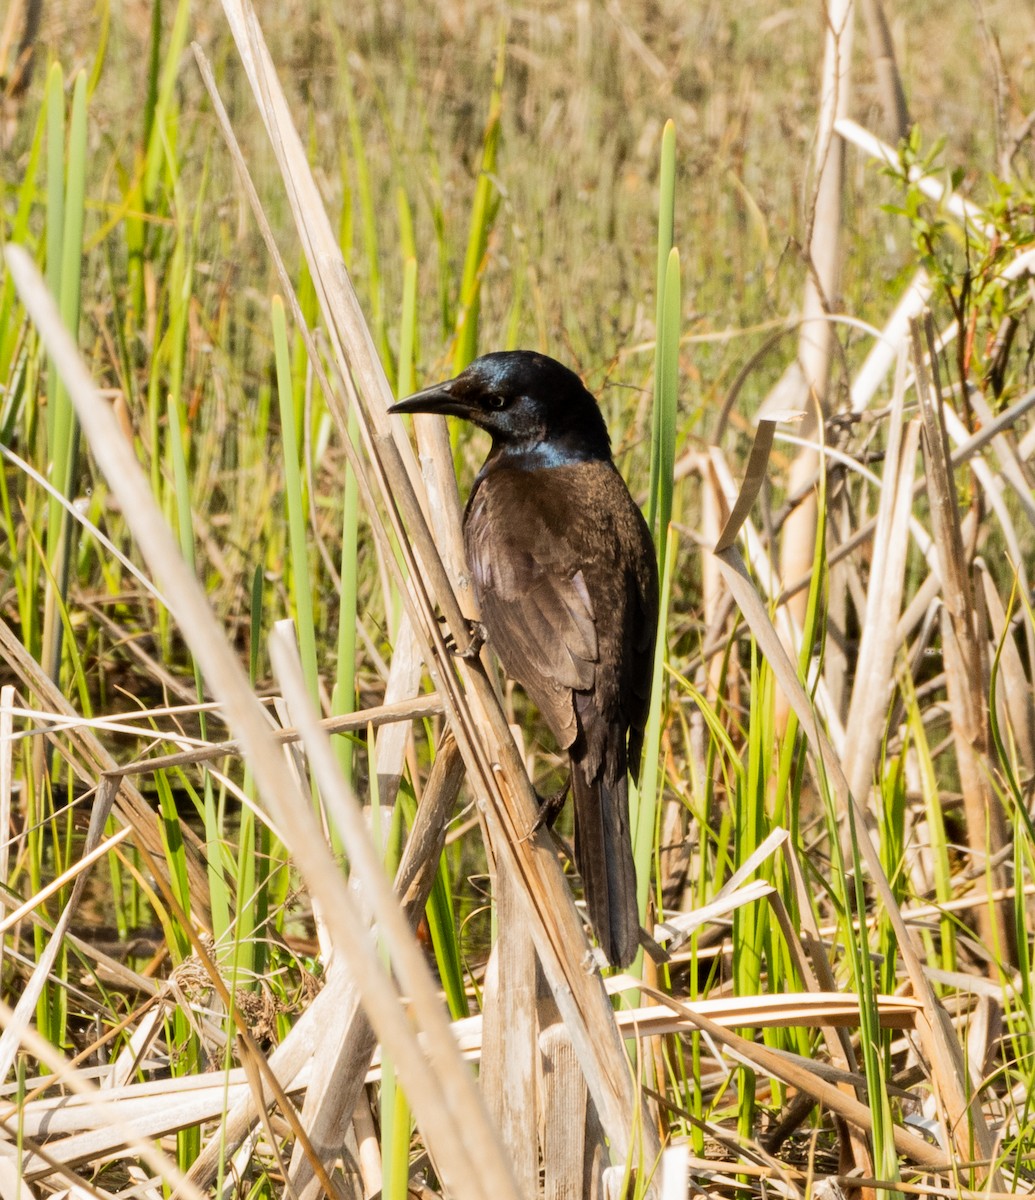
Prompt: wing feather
<box><xmin>464</xmin><ymin>459</ymin><xmax>657</xmax><ymax>766</ymax></box>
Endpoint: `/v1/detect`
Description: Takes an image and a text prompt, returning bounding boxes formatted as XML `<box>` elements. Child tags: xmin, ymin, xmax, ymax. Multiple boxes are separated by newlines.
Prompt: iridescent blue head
<box><xmin>389</xmin><ymin>351</ymin><xmax>612</xmax><ymax>466</ymax></box>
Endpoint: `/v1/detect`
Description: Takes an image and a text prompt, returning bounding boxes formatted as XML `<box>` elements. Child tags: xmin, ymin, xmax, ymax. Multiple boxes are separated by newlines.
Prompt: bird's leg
<box><xmin>437</xmin><ymin>615</ymin><xmax>487</xmax><ymax>660</ymax></box>
<box><xmin>530</xmin><ymin>775</ymin><xmax>571</xmax><ymax>832</ymax></box>
<box><xmin>456</xmin><ymin>618</ymin><xmax>487</xmax><ymax>660</ymax></box>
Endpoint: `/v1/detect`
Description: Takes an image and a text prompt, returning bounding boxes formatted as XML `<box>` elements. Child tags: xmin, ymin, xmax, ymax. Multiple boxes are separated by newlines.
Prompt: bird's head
<box><xmin>388</xmin><ymin>351</ymin><xmax>612</xmax><ymax>462</ymax></box>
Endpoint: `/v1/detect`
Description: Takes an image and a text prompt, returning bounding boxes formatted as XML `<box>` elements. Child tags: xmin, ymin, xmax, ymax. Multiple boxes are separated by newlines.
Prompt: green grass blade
<box><xmin>42</xmin><ymin>69</ymin><xmax>88</xmax><ymax>685</ymax></box>
<box><xmin>846</xmin><ymin>795</ymin><xmax>901</xmax><ymax>1193</ymax></box>
<box><xmin>398</xmin><ymin>784</ymin><xmax>469</xmax><ymax>1020</ymax></box>
<box><xmin>164</xmin><ymin>251</ymin><xmax>209</xmax><ymax>716</ymax></box>
<box><xmin>272</xmin><ymin>295</ymin><xmax>320</xmax><ymax>704</ymax></box>
<box><xmin>630</xmin><ymin>523</ymin><xmax>677</xmax><ymax>966</ymax></box>
<box><xmin>86</xmin><ymin>0</ymin><xmax>110</xmax><ymax>95</ymax></box>
<box><xmin>630</xmin><ymin>120</ymin><xmax>681</xmax><ymax>977</ymax></box>
<box><xmin>648</xmin><ymin>119</ymin><xmax>676</xmax><ymax>541</ymax></box>
<box><xmin>653</xmin><ymin>246</ymin><xmax>680</xmax><ymax>568</ymax></box>
<box><xmin>155</xmin><ymin>771</ymin><xmax>193</xmax><ymax>961</ymax></box>
<box><xmin>342</xmin><ymin>70</ymin><xmax>390</xmax><ymax>385</ymax></box>
<box><xmin>56</xmin><ymin>66</ymin><xmax>88</xmax><ymax>486</ymax></box>
<box><xmin>332</xmin><ymin>407</ymin><xmax>361</xmax><ymax>785</ymax></box>
<box><xmin>380</xmin><ymin>1052</ymin><xmax>412</xmax><ymax>1200</ymax></box>
<box><xmin>452</xmin><ymin>35</ymin><xmax>505</xmax><ymax>372</ymax></box>
<box><xmin>0</xmin><ymin>80</ymin><xmax>47</xmax><ymax>389</ymax></box>
<box><xmin>142</xmin><ymin>0</ymin><xmax>190</xmax><ymax>208</ymax></box>
<box><xmin>425</xmin><ymin>854</ymin><xmax>469</xmax><ymax>1020</ymax></box>
<box><xmin>44</xmin><ymin>64</ymin><xmax>65</xmax><ymax>334</ymax></box>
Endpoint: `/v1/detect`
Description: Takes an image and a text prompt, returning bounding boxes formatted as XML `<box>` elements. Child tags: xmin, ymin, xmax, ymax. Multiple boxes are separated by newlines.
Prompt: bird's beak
<box><xmin>388</xmin><ymin>381</ymin><xmax>467</xmax><ymax>418</ymax></box>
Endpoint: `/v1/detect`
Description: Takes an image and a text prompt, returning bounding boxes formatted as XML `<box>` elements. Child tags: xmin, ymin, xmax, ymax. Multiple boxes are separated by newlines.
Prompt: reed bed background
<box><xmin>1</xmin><ymin>1</ymin><xmax>1035</xmax><ymax>1197</ymax></box>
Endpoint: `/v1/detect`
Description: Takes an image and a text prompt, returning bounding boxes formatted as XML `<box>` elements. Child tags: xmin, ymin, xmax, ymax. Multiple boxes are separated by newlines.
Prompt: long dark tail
<box><xmin>571</xmin><ymin>758</ymin><xmax>640</xmax><ymax>968</ymax></box>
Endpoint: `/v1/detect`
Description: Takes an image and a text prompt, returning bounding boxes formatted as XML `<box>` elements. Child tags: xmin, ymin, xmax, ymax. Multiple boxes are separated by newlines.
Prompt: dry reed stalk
<box><xmin>842</xmin><ymin>354</ymin><xmax>920</xmax><ymax>802</ymax></box>
<box><xmin>268</xmin><ymin>623</ymin><xmax>523</xmax><ymax>1198</ymax></box>
<box><xmin>214</xmin><ymin>0</ymin><xmax>662</xmax><ymax>1181</ymax></box>
<box><xmin>779</xmin><ymin>0</ymin><xmax>853</xmax><ymax>715</ymax></box>
<box><xmin>370</xmin><ymin>616</ymin><xmax>425</xmax><ymax>802</ymax></box>
<box><xmin>103</xmin><ymin>692</ymin><xmax>445</xmax><ymax>778</ymax></box>
<box><xmin>978</xmin><ymin>566</ymin><xmax>1035</xmax><ymax>774</ymax></box>
<box><xmin>180</xmin><ymin>92</ymin><xmax>459</xmax><ymax>1179</ymax></box>
<box><xmin>410</xmin><ymin>406</ymin><xmax>470</xmax><ymax>591</ymax></box>
<box><xmin>645</xmin><ymin>982</ymin><xmax>953</xmax><ymax>1170</ymax></box>
<box><xmin>1</xmin><ymin>999</ymin><xmax>207</xmax><ymax>1197</ymax></box>
<box><xmin>859</xmin><ymin>0</ymin><xmax>910</xmax><ymax>140</ymax></box>
<box><xmin>286</xmin><ymin>734</ymin><xmax>466</xmax><ymax>1197</ymax></box>
<box><xmin>405</xmin><ymin>400</ymin><xmax>550</xmax><ymax>1189</ymax></box>
<box><xmin>353</xmin><ymin>1094</ymin><xmax>382</xmax><ymax>1198</ymax></box>
<box><xmin>835</xmin><ymin>118</ymin><xmax>997</xmax><ymax>238</ymax></box>
<box><xmin>5</xmin><ymin>243</ymin><xmax>524</xmax><ymax>1200</ymax></box>
<box><xmin>540</xmin><ymin>1016</ymin><xmax>594</xmax><ymax>1200</ymax></box>
<box><xmin>714</xmin><ymin>413</ymin><xmax>1003</xmax><ymax>1187</ymax></box>
<box><xmin>480</xmin><ymin>866</ymin><xmax>540</xmax><ymax>1197</ymax></box>
<box><xmin>0</xmin><ymin>774</ymin><xmax>119</xmax><ymax>1093</ymax></box>
<box><xmin>0</xmin><ymin>616</ymin><xmax>210</xmax><ymax>907</ymax></box>
<box><xmin>910</xmin><ymin>314</ymin><xmax>1015</xmax><ymax>972</ymax></box>
<box><xmin>184</xmin><ymin>734</ymin><xmax>464</xmax><ymax>1190</ymax></box>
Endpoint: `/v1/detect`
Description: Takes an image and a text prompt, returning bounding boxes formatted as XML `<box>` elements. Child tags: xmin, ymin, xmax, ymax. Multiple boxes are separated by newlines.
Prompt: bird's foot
<box><xmin>530</xmin><ymin>777</ymin><xmax>571</xmax><ymax>833</ymax></box>
<box><xmin>439</xmin><ymin>616</ymin><xmax>486</xmax><ymax>660</ymax></box>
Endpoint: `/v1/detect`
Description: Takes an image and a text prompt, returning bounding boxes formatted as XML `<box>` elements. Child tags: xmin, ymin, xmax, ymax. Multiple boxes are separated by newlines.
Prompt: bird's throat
<box><xmin>486</xmin><ymin>435</ymin><xmax>610</xmax><ymax>474</ymax></box>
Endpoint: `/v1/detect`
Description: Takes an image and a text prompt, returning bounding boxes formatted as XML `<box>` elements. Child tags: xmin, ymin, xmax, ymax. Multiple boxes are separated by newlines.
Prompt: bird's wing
<box><xmin>464</xmin><ymin>470</ymin><xmax>600</xmax><ymax>749</ymax></box>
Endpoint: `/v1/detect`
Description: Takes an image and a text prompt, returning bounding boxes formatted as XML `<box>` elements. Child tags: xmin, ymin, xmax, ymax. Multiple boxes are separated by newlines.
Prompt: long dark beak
<box><xmin>387</xmin><ymin>381</ymin><xmax>466</xmax><ymax>417</ymax></box>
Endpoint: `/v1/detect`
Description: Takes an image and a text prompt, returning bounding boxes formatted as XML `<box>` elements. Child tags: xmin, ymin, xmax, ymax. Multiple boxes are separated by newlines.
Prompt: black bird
<box><xmin>390</xmin><ymin>351</ymin><xmax>659</xmax><ymax>967</ymax></box>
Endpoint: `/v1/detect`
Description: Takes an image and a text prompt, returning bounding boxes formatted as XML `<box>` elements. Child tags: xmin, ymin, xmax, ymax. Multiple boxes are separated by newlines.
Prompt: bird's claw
<box><xmin>457</xmin><ymin>619</ymin><xmax>487</xmax><ymax>660</ymax></box>
<box><xmin>439</xmin><ymin>617</ymin><xmax>487</xmax><ymax>660</ymax></box>
<box><xmin>530</xmin><ymin>777</ymin><xmax>571</xmax><ymax>833</ymax></box>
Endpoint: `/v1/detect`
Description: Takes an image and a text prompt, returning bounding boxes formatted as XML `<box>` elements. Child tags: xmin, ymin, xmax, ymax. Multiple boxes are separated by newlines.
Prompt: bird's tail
<box><xmin>571</xmin><ymin>761</ymin><xmax>640</xmax><ymax>968</ymax></box>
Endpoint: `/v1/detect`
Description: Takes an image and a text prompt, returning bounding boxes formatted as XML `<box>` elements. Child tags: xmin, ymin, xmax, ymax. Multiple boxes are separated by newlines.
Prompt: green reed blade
<box><xmin>648</xmin><ymin>119</ymin><xmax>676</xmax><ymax>543</ymax></box>
<box><xmin>272</xmin><ymin>295</ymin><xmax>320</xmax><ymax>704</ymax></box>
<box><xmin>452</xmin><ymin>35</ymin><xmax>505</xmax><ymax>373</ymax></box>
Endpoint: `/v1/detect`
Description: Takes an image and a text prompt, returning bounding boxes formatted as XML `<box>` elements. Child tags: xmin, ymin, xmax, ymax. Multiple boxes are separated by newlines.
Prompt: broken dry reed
<box><xmin>215</xmin><ymin>3</ymin><xmax>663</xmax><ymax>1184</ymax></box>
<box><xmin>7</xmin><ymin>242</ymin><xmax>525</xmax><ymax>1200</ymax></box>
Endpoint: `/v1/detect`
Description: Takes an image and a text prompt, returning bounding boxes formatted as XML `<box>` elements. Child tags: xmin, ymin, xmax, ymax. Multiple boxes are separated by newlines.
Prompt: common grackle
<box><xmin>390</xmin><ymin>351</ymin><xmax>659</xmax><ymax>967</ymax></box>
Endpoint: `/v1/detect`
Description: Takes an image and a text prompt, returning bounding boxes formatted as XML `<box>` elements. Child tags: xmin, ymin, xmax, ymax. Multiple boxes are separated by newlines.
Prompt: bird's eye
<box><xmin>486</xmin><ymin>394</ymin><xmax>507</xmax><ymax>411</ymax></box>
